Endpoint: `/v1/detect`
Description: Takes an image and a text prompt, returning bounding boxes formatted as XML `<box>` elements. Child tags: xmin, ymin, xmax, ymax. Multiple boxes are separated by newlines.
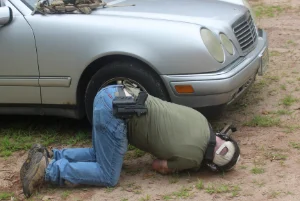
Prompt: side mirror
<box><xmin>0</xmin><ymin>6</ymin><xmax>13</xmax><ymax>27</ymax></box>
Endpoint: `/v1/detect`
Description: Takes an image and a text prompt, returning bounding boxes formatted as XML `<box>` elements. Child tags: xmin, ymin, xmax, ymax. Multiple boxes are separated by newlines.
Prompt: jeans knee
<box><xmin>108</xmin><ymin>178</ymin><xmax>118</xmax><ymax>187</ymax></box>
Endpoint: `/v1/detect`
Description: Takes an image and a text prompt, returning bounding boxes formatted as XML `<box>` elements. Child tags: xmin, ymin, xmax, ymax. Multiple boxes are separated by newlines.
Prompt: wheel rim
<box><xmin>99</xmin><ymin>77</ymin><xmax>148</xmax><ymax>92</ymax></box>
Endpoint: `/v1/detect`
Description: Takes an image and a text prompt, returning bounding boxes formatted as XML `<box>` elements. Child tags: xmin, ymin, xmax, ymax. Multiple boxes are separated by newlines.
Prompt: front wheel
<box><xmin>84</xmin><ymin>59</ymin><xmax>169</xmax><ymax>123</ymax></box>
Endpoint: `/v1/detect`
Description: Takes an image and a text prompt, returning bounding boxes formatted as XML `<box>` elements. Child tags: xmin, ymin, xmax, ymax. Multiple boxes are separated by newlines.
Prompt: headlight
<box><xmin>220</xmin><ymin>33</ymin><xmax>234</xmax><ymax>55</ymax></box>
<box><xmin>200</xmin><ymin>28</ymin><xmax>224</xmax><ymax>63</ymax></box>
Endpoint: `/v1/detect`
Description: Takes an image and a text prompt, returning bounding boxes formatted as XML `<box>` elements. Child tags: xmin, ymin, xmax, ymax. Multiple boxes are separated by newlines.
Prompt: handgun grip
<box><xmin>136</xmin><ymin>91</ymin><xmax>148</xmax><ymax>105</ymax></box>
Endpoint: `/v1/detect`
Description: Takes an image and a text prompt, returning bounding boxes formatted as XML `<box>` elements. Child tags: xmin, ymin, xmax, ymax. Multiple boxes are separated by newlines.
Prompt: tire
<box><xmin>84</xmin><ymin>59</ymin><xmax>169</xmax><ymax>123</ymax></box>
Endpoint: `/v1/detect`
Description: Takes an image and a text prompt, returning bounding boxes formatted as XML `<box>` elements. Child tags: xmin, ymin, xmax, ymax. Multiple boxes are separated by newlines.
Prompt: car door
<box><xmin>0</xmin><ymin>0</ymin><xmax>40</xmax><ymax>104</ymax></box>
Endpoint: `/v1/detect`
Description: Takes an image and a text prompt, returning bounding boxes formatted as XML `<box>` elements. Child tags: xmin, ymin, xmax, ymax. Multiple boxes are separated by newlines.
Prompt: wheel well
<box><xmin>76</xmin><ymin>55</ymin><xmax>170</xmax><ymax>118</ymax></box>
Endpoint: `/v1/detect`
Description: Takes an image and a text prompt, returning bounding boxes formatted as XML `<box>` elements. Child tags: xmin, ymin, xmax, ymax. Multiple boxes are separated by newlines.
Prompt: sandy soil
<box><xmin>1</xmin><ymin>0</ymin><xmax>300</xmax><ymax>200</ymax></box>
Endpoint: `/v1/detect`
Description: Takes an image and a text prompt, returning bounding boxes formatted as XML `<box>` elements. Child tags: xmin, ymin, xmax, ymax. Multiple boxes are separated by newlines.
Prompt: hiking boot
<box><xmin>20</xmin><ymin>144</ymin><xmax>52</xmax><ymax>184</ymax></box>
<box><xmin>28</xmin><ymin>143</ymin><xmax>52</xmax><ymax>158</ymax></box>
<box><xmin>21</xmin><ymin>151</ymin><xmax>49</xmax><ymax>198</ymax></box>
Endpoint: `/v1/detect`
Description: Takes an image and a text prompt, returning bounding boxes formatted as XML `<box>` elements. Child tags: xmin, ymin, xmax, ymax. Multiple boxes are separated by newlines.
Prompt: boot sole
<box><xmin>21</xmin><ymin>152</ymin><xmax>44</xmax><ymax>198</ymax></box>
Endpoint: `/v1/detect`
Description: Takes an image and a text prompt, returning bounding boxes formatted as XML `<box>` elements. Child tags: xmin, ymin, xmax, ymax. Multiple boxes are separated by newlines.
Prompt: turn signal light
<box><xmin>175</xmin><ymin>85</ymin><xmax>194</xmax><ymax>94</ymax></box>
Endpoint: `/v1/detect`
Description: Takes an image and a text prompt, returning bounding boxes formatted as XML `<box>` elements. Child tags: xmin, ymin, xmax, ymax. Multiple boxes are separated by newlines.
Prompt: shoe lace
<box><xmin>38</xmin><ymin>146</ymin><xmax>51</xmax><ymax>166</ymax></box>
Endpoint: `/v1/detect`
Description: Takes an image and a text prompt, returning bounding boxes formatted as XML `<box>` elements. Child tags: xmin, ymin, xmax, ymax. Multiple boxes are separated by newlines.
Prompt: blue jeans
<box><xmin>45</xmin><ymin>85</ymin><xmax>128</xmax><ymax>187</ymax></box>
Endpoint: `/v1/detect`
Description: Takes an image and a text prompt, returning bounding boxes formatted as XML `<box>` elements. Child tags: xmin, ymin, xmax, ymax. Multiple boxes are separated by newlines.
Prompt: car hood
<box><xmin>92</xmin><ymin>0</ymin><xmax>248</xmax><ymax>27</ymax></box>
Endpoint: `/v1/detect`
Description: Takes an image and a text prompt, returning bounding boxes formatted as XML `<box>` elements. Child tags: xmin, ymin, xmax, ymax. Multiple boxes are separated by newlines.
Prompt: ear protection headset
<box><xmin>204</xmin><ymin>123</ymin><xmax>240</xmax><ymax>172</ymax></box>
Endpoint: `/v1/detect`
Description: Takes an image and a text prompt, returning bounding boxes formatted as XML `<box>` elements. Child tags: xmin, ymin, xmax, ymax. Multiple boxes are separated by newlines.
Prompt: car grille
<box><xmin>233</xmin><ymin>12</ymin><xmax>257</xmax><ymax>53</ymax></box>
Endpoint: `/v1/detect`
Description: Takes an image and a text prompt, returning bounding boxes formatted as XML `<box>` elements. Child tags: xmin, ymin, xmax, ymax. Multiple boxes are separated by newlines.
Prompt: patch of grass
<box><xmin>254</xmin><ymin>5</ymin><xmax>285</xmax><ymax>18</ymax></box>
<box><xmin>0</xmin><ymin>150</ymin><xmax>12</xmax><ymax>157</ymax></box>
<box><xmin>269</xmin><ymin>191</ymin><xmax>281</xmax><ymax>198</ymax></box>
<box><xmin>169</xmin><ymin>173</ymin><xmax>180</xmax><ymax>184</ymax></box>
<box><xmin>282</xmin><ymin>95</ymin><xmax>298</xmax><ymax>106</ymax></box>
<box><xmin>205</xmin><ymin>183</ymin><xmax>241</xmax><ymax>196</ymax></box>
<box><xmin>163</xmin><ymin>187</ymin><xmax>193</xmax><ymax>199</ymax></box>
<box><xmin>0</xmin><ymin>135</ymin><xmax>32</xmax><ymax>157</ymax></box>
<box><xmin>126</xmin><ymin>145</ymin><xmax>146</xmax><ymax>158</ymax></box>
<box><xmin>285</xmin><ymin>191</ymin><xmax>294</xmax><ymax>195</ymax></box>
<box><xmin>280</xmin><ymin>84</ymin><xmax>286</xmax><ymax>91</ymax></box>
<box><xmin>253</xmin><ymin>79</ymin><xmax>267</xmax><ymax>89</ymax></box>
<box><xmin>251</xmin><ymin>166</ymin><xmax>265</xmax><ymax>174</ymax></box>
<box><xmin>268</xmin><ymin>89</ymin><xmax>277</xmax><ymax>96</ymax></box>
<box><xmin>214</xmin><ymin>184</ymin><xmax>230</xmax><ymax>193</ymax></box>
<box><xmin>196</xmin><ymin>179</ymin><xmax>204</xmax><ymax>190</ymax></box>
<box><xmin>280</xmin><ymin>161</ymin><xmax>285</xmax><ymax>166</ymax></box>
<box><xmin>287</xmin><ymin>40</ymin><xmax>297</xmax><ymax>46</ymax></box>
<box><xmin>252</xmin><ymin>180</ymin><xmax>265</xmax><ymax>187</ymax></box>
<box><xmin>0</xmin><ymin>122</ymin><xmax>90</xmax><ymax>157</ymax></box>
<box><xmin>251</xmin><ymin>76</ymin><xmax>279</xmax><ymax>93</ymax></box>
<box><xmin>140</xmin><ymin>194</ymin><xmax>150</xmax><ymax>201</ymax></box>
<box><xmin>128</xmin><ymin>144</ymin><xmax>136</xmax><ymax>151</ymax></box>
<box><xmin>253</xmin><ymin>157</ymin><xmax>266</xmax><ymax>166</ymax></box>
<box><xmin>272</xmin><ymin>153</ymin><xmax>287</xmax><ymax>161</ymax></box>
<box><xmin>274</xmin><ymin>109</ymin><xmax>292</xmax><ymax>115</ymax></box>
<box><xmin>0</xmin><ymin>192</ymin><xmax>14</xmax><ymax>200</ymax></box>
<box><xmin>290</xmin><ymin>142</ymin><xmax>300</xmax><ymax>149</ymax></box>
<box><xmin>282</xmin><ymin>125</ymin><xmax>300</xmax><ymax>133</ymax></box>
<box><xmin>244</xmin><ymin>115</ymin><xmax>280</xmax><ymax>127</ymax></box>
<box><xmin>162</xmin><ymin>195</ymin><xmax>172</xmax><ymax>200</ymax></box>
<box><xmin>105</xmin><ymin>187</ymin><xmax>115</xmax><ymax>193</ymax></box>
<box><xmin>61</xmin><ymin>191</ymin><xmax>70</xmax><ymax>200</ymax></box>
<box><xmin>65</xmin><ymin>131</ymin><xmax>90</xmax><ymax>146</ymax></box>
<box><xmin>269</xmin><ymin>50</ymin><xmax>281</xmax><ymax>57</ymax></box>
<box><xmin>231</xmin><ymin>186</ymin><xmax>241</xmax><ymax>197</ymax></box>
<box><xmin>121</xmin><ymin>199</ymin><xmax>128</xmax><ymax>201</ymax></box>
<box><xmin>172</xmin><ymin>187</ymin><xmax>193</xmax><ymax>199</ymax></box>
<box><xmin>265</xmin><ymin>75</ymin><xmax>280</xmax><ymax>82</ymax></box>
<box><xmin>239</xmin><ymin>165</ymin><xmax>248</xmax><ymax>169</ymax></box>
<box><xmin>265</xmin><ymin>152</ymin><xmax>287</xmax><ymax>161</ymax></box>
<box><xmin>282</xmin><ymin>72</ymin><xmax>289</xmax><ymax>77</ymax></box>
<box><xmin>134</xmin><ymin>148</ymin><xmax>146</xmax><ymax>158</ymax></box>
<box><xmin>122</xmin><ymin>182</ymin><xmax>142</xmax><ymax>194</ymax></box>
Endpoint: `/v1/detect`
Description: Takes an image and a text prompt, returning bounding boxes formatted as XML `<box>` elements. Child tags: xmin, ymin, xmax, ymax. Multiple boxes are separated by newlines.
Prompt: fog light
<box><xmin>175</xmin><ymin>85</ymin><xmax>194</xmax><ymax>94</ymax></box>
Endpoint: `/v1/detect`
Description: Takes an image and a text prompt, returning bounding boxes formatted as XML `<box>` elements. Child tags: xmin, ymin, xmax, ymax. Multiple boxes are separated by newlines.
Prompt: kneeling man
<box><xmin>20</xmin><ymin>83</ymin><xmax>240</xmax><ymax>198</ymax></box>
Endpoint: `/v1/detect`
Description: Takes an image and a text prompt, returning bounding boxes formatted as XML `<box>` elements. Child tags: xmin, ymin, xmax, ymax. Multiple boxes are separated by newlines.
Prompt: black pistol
<box><xmin>112</xmin><ymin>91</ymin><xmax>148</xmax><ymax>119</ymax></box>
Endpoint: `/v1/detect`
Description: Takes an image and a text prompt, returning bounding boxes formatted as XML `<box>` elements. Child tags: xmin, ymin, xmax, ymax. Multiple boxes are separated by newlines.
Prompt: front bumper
<box><xmin>161</xmin><ymin>29</ymin><xmax>269</xmax><ymax>108</ymax></box>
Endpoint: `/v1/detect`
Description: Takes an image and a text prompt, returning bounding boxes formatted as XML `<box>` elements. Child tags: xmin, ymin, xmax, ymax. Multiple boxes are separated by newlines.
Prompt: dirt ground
<box><xmin>1</xmin><ymin>0</ymin><xmax>300</xmax><ymax>200</ymax></box>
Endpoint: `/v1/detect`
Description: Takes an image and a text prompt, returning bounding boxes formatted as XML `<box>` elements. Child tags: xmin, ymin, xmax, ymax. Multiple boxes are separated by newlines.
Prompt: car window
<box><xmin>21</xmin><ymin>0</ymin><xmax>35</xmax><ymax>10</ymax></box>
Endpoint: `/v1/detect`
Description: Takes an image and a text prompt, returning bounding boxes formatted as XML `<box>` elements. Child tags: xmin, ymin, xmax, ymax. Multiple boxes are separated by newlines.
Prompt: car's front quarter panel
<box><xmin>24</xmin><ymin>13</ymin><xmax>234</xmax><ymax>105</ymax></box>
<box><xmin>162</xmin><ymin>28</ymin><xmax>268</xmax><ymax>108</ymax></box>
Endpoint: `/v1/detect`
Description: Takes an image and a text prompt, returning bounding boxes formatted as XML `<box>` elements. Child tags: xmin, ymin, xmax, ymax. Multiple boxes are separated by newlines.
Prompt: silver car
<box><xmin>0</xmin><ymin>0</ymin><xmax>268</xmax><ymax>122</ymax></box>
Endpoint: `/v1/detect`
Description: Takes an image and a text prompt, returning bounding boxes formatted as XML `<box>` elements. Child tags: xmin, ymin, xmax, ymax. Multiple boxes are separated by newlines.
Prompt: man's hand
<box><xmin>152</xmin><ymin>159</ymin><xmax>175</xmax><ymax>175</ymax></box>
